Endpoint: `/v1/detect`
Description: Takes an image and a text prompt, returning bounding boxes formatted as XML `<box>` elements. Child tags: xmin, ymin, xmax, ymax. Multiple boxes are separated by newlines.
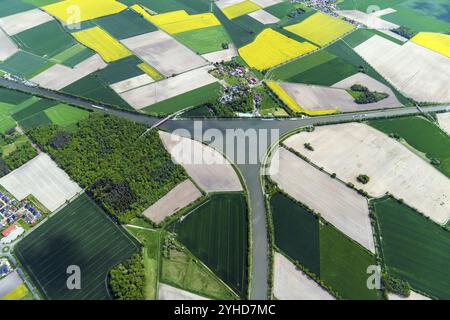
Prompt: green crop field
<box><xmin>0</xmin><ymin>51</ymin><xmax>50</xmax><ymax>79</ymax></box>
<box><xmin>0</xmin><ymin>1</ymin><xmax>33</xmax><ymax>17</ymax></box>
<box><xmin>13</xmin><ymin>21</ymin><xmax>76</xmax><ymax>58</ymax></box>
<box><xmin>15</xmin><ymin>193</ymin><xmax>139</xmax><ymax>300</ymax></box>
<box><xmin>18</xmin><ymin>111</ymin><xmax>53</xmax><ymax>129</ymax></box>
<box><xmin>160</xmin><ymin>234</ymin><xmax>237</xmax><ymax>300</ymax></box>
<box><xmin>285</xmin><ymin>56</ymin><xmax>358</xmax><ymax>86</ymax></box>
<box><xmin>96</xmin><ymin>56</ymin><xmax>144</xmax><ymax>84</ymax></box>
<box><xmin>383</xmin><ymin>0</ymin><xmax>450</xmax><ymax>33</ymax></box>
<box><xmin>44</xmin><ymin>104</ymin><xmax>90</xmax><ymax>127</ymax></box>
<box><xmin>143</xmin><ymin>82</ymin><xmax>222</xmax><ymax>115</ymax></box>
<box><xmin>94</xmin><ymin>9</ymin><xmax>157</xmax><ymax>40</ymax></box>
<box><xmin>374</xmin><ymin>197</ymin><xmax>450</xmax><ymax>299</ymax></box>
<box><xmin>369</xmin><ymin>116</ymin><xmax>450</xmax><ymax>178</ymax></box>
<box><xmin>174</xmin><ymin>26</ymin><xmax>231</xmax><ymax>55</ymax></box>
<box><xmin>270</xmin><ymin>193</ymin><xmax>320</xmax><ymax>275</ymax></box>
<box><xmin>0</xmin><ymin>87</ymin><xmax>31</xmax><ymax>105</ymax></box>
<box><xmin>213</xmin><ymin>5</ymin><xmax>262</xmax><ymax>48</ymax></box>
<box><xmin>169</xmin><ymin>193</ymin><xmax>249</xmax><ymax>298</ymax></box>
<box><xmin>62</xmin><ymin>75</ymin><xmax>132</xmax><ymax>110</ymax></box>
<box><xmin>12</xmin><ymin>98</ymin><xmax>58</xmax><ymax>122</ymax></box>
<box><xmin>270</xmin><ymin>49</ymin><xmax>336</xmax><ymax>81</ymax></box>
<box><xmin>338</xmin><ymin>0</ymin><xmax>406</xmax><ymax>11</ymax></box>
<box><xmin>343</xmin><ymin>29</ymin><xmax>375</xmax><ymax>48</ymax></box>
<box><xmin>320</xmin><ymin>223</ymin><xmax>380</xmax><ymax>300</ymax></box>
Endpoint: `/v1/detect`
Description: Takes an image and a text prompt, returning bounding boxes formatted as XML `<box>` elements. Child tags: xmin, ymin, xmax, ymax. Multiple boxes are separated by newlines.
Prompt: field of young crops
<box><xmin>15</xmin><ymin>193</ymin><xmax>139</xmax><ymax>300</ymax></box>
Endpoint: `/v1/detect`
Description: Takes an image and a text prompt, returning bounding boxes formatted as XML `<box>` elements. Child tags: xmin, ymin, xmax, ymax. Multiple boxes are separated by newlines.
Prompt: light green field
<box><xmin>125</xmin><ymin>227</ymin><xmax>161</xmax><ymax>300</ymax></box>
<box><xmin>44</xmin><ymin>104</ymin><xmax>90</xmax><ymax>126</ymax></box>
<box><xmin>174</xmin><ymin>26</ymin><xmax>231</xmax><ymax>55</ymax></box>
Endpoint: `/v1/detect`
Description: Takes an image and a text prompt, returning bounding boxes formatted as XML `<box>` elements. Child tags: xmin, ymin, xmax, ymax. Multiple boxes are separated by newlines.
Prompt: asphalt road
<box><xmin>1</xmin><ymin>78</ymin><xmax>449</xmax><ymax>300</ymax></box>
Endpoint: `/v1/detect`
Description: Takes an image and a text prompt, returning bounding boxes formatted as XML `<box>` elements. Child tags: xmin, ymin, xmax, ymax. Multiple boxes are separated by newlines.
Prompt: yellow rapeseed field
<box><xmin>1</xmin><ymin>284</ymin><xmax>29</xmax><ymax>300</ymax></box>
<box><xmin>266</xmin><ymin>81</ymin><xmax>338</xmax><ymax>116</ymax></box>
<box><xmin>131</xmin><ymin>6</ymin><xmax>220</xmax><ymax>34</ymax></box>
<box><xmin>72</xmin><ymin>26</ymin><xmax>131</xmax><ymax>62</ymax></box>
<box><xmin>221</xmin><ymin>0</ymin><xmax>261</xmax><ymax>20</ymax></box>
<box><xmin>284</xmin><ymin>12</ymin><xmax>355</xmax><ymax>46</ymax></box>
<box><xmin>42</xmin><ymin>0</ymin><xmax>127</xmax><ymax>24</ymax></box>
<box><xmin>138</xmin><ymin>63</ymin><xmax>164</xmax><ymax>81</ymax></box>
<box><xmin>238</xmin><ymin>29</ymin><xmax>318</xmax><ymax>71</ymax></box>
<box><xmin>411</xmin><ymin>32</ymin><xmax>450</xmax><ymax>58</ymax></box>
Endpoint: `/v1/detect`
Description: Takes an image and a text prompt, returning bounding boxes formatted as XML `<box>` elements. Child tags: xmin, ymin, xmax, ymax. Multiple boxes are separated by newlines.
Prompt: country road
<box><xmin>1</xmin><ymin>77</ymin><xmax>449</xmax><ymax>300</ymax></box>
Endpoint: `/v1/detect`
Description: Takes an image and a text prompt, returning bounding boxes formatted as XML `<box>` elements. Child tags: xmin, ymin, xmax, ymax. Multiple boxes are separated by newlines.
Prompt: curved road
<box><xmin>1</xmin><ymin>78</ymin><xmax>449</xmax><ymax>299</ymax></box>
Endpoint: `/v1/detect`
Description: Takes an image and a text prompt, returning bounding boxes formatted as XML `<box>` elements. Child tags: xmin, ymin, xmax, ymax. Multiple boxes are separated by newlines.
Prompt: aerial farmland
<box><xmin>0</xmin><ymin>0</ymin><xmax>449</xmax><ymax>306</ymax></box>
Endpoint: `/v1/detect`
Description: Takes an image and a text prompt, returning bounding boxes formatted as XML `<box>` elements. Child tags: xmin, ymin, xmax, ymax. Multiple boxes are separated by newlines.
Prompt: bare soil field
<box><xmin>337</xmin><ymin>10</ymin><xmax>398</xmax><ymax>29</ymax></box>
<box><xmin>437</xmin><ymin>112</ymin><xmax>450</xmax><ymax>136</ymax></box>
<box><xmin>279</xmin><ymin>77</ymin><xmax>399</xmax><ymax>113</ymax></box>
<box><xmin>389</xmin><ymin>291</ymin><xmax>430</xmax><ymax>300</ymax></box>
<box><xmin>158</xmin><ymin>283</ymin><xmax>209</xmax><ymax>300</ymax></box>
<box><xmin>110</xmin><ymin>74</ymin><xmax>154</xmax><ymax>94</ymax></box>
<box><xmin>248</xmin><ymin>10</ymin><xmax>280</xmax><ymax>24</ymax></box>
<box><xmin>0</xmin><ymin>29</ymin><xmax>18</xmax><ymax>61</ymax></box>
<box><xmin>142</xmin><ymin>179</ymin><xmax>202</xmax><ymax>224</ymax></box>
<box><xmin>332</xmin><ymin>72</ymin><xmax>402</xmax><ymax>108</ymax></box>
<box><xmin>355</xmin><ymin>35</ymin><xmax>450</xmax><ymax>103</ymax></box>
<box><xmin>0</xmin><ymin>9</ymin><xmax>53</xmax><ymax>36</ymax></box>
<box><xmin>159</xmin><ymin>131</ymin><xmax>242</xmax><ymax>193</ymax></box>
<box><xmin>201</xmin><ymin>44</ymin><xmax>238</xmax><ymax>63</ymax></box>
<box><xmin>284</xmin><ymin>123</ymin><xmax>450</xmax><ymax>225</ymax></box>
<box><xmin>273</xmin><ymin>252</ymin><xmax>334</xmax><ymax>300</ymax></box>
<box><xmin>120</xmin><ymin>66</ymin><xmax>217</xmax><ymax>110</ymax></box>
<box><xmin>121</xmin><ymin>31</ymin><xmax>207</xmax><ymax>77</ymax></box>
<box><xmin>0</xmin><ymin>153</ymin><xmax>81</xmax><ymax>212</ymax></box>
<box><xmin>270</xmin><ymin>147</ymin><xmax>375</xmax><ymax>252</ymax></box>
<box><xmin>251</xmin><ymin>0</ymin><xmax>283</xmax><ymax>8</ymax></box>
<box><xmin>31</xmin><ymin>54</ymin><xmax>107</xmax><ymax>90</ymax></box>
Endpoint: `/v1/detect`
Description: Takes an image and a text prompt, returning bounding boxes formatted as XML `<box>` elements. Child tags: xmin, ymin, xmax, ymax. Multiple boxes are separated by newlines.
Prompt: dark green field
<box><xmin>15</xmin><ymin>194</ymin><xmax>139</xmax><ymax>300</ymax></box>
<box><xmin>13</xmin><ymin>21</ymin><xmax>75</xmax><ymax>58</ymax></box>
<box><xmin>374</xmin><ymin>197</ymin><xmax>450</xmax><ymax>299</ymax></box>
<box><xmin>270</xmin><ymin>50</ymin><xmax>339</xmax><ymax>81</ymax></box>
<box><xmin>169</xmin><ymin>193</ymin><xmax>249</xmax><ymax>298</ymax></box>
<box><xmin>0</xmin><ymin>87</ymin><xmax>31</xmax><ymax>105</ymax></box>
<box><xmin>369</xmin><ymin>116</ymin><xmax>450</xmax><ymax>178</ymax></box>
<box><xmin>18</xmin><ymin>111</ymin><xmax>52</xmax><ymax>129</ymax></box>
<box><xmin>270</xmin><ymin>193</ymin><xmax>320</xmax><ymax>275</ymax></box>
<box><xmin>94</xmin><ymin>9</ymin><xmax>157</xmax><ymax>40</ymax></box>
<box><xmin>213</xmin><ymin>5</ymin><xmax>263</xmax><ymax>48</ymax></box>
<box><xmin>174</xmin><ymin>26</ymin><xmax>231</xmax><ymax>54</ymax></box>
<box><xmin>143</xmin><ymin>82</ymin><xmax>222</xmax><ymax>115</ymax></box>
<box><xmin>96</xmin><ymin>56</ymin><xmax>144</xmax><ymax>84</ymax></box>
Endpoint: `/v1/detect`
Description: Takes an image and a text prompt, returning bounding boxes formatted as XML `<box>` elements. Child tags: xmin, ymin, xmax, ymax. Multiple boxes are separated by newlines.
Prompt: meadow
<box><xmin>15</xmin><ymin>193</ymin><xmax>139</xmax><ymax>300</ymax></box>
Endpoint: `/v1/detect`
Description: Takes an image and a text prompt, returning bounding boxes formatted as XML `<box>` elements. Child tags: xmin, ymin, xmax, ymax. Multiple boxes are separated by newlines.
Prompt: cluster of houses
<box><xmin>303</xmin><ymin>0</ymin><xmax>339</xmax><ymax>17</ymax></box>
<box><xmin>0</xmin><ymin>258</ymin><xmax>12</xmax><ymax>279</ymax></box>
<box><xmin>0</xmin><ymin>191</ymin><xmax>42</xmax><ymax>229</ymax></box>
